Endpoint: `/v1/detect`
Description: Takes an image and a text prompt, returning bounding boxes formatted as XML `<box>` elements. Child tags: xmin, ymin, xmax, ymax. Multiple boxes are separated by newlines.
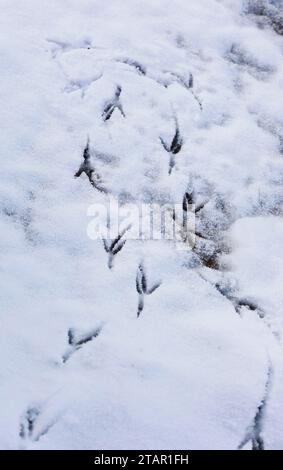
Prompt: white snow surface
<box><xmin>0</xmin><ymin>0</ymin><xmax>283</xmax><ymax>450</ymax></box>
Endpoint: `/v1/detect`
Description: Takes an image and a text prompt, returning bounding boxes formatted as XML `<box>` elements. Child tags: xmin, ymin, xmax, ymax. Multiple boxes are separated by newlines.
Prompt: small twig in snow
<box><xmin>19</xmin><ymin>407</ymin><xmax>40</xmax><ymax>441</ymax></box>
<box><xmin>136</xmin><ymin>263</ymin><xmax>161</xmax><ymax>317</ymax></box>
<box><xmin>103</xmin><ymin>225</ymin><xmax>131</xmax><ymax>269</ymax></box>
<box><xmin>238</xmin><ymin>365</ymin><xmax>273</xmax><ymax>450</ymax></box>
<box><xmin>63</xmin><ymin>326</ymin><xmax>102</xmax><ymax>363</ymax></box>
<box><xmin>115</xmin><ymin>58</ymin><xmax>146</xmax><ymax>75</ymax></box>
<box><xmin>160</xmin><ymin>117</ymin><xmax>183</xmax><ymax>174</ymax></box>
<box><xmin>74</xmin><ymin>138</ymin><xmax>107</xmax><ymax>192</ymax></box>
<box><xmin>102</xmin><ymin>85</ymin><xmax>125</xmax><ymax>121</ymax></box>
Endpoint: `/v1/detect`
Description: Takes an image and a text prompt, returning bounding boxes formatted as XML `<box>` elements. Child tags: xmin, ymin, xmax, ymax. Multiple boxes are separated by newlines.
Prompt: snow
<box><xmin>223</xmin><ymin>216</ymin><xmax>283</xmax><ymax>324</ymax></box>
<box><xmin>0</xmin><ymin>0</ymin><xmax>283</xmax><ymax>450</ymax></box>
<box><xmin>222</xmin><ymin>216</ymin><xmax>283</xmax><ymax>449</ymax></box>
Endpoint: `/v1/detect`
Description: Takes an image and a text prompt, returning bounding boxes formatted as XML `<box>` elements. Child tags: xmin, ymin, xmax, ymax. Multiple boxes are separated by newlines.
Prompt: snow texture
<box><xmin>0</xmin><ymin>0</ymin><xmax>283</xmax><ymax>450</ymax></box>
